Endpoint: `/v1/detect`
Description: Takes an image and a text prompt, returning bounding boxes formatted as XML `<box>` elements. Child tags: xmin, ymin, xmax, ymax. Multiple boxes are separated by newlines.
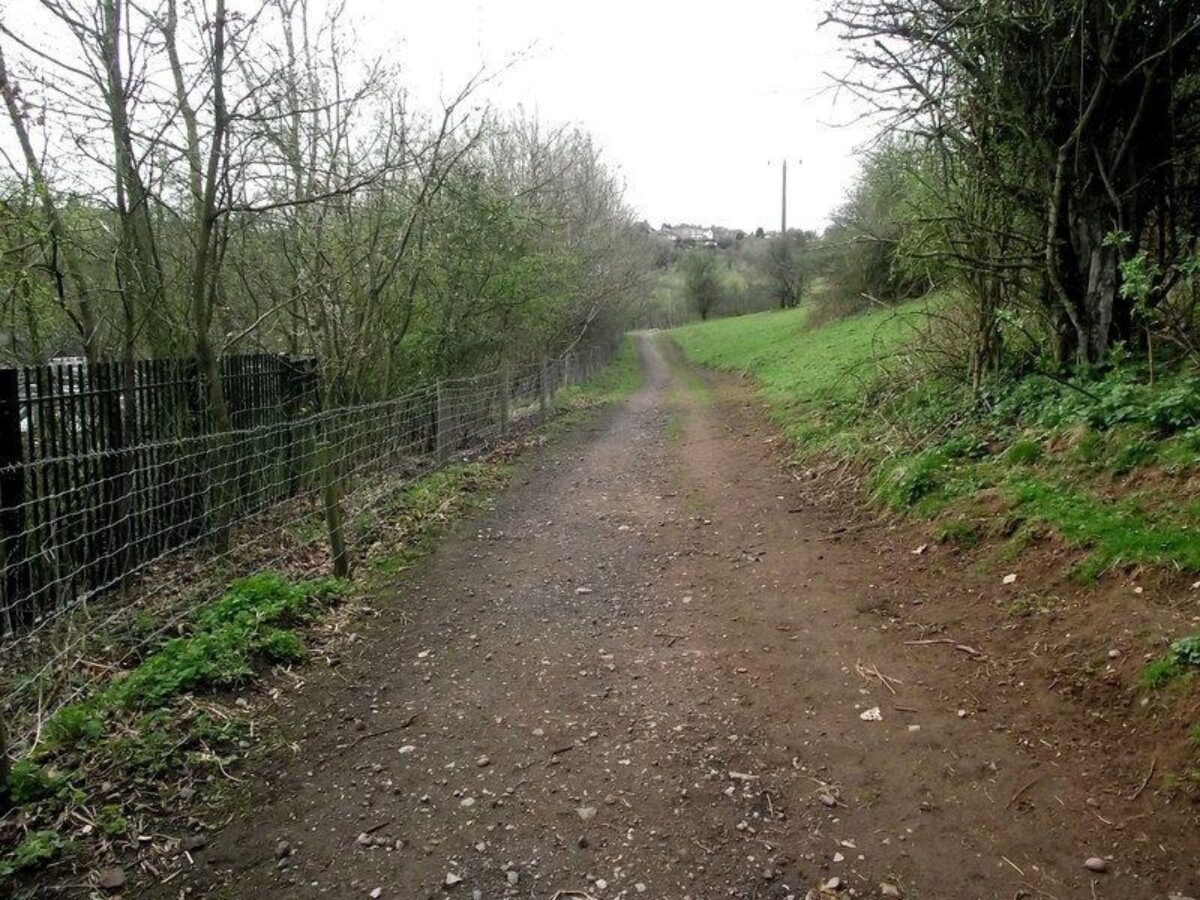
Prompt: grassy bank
<box><xmin>672</xmin><ymin>304</ymin><xmax>1200</xmax><ymax>581</ymax></box>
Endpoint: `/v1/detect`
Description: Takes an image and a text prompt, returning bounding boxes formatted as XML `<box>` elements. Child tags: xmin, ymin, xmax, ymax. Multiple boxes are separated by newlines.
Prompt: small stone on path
<box><xmin>96</xmin><ymin>868</ymin><xmax>126</xmax><ymax>891</ymax></box>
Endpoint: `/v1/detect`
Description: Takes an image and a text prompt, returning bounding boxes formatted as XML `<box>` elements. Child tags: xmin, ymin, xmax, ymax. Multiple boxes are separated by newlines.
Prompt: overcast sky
<box><xmin>356</xmin><ymin>0</ymin><xmax>871</xmax><ymax>232</ymax></box>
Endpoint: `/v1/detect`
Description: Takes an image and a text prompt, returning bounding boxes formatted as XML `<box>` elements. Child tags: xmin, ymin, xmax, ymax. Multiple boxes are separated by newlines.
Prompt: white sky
<box><xmin>1</xmin><ymin>0</ymin><xmax>871</xmax><ymax>231</ymax></box>
<box><xmin>356</xmin><ymin>0</ymin><xmax>872</xmax><ymax>232</ymax></box>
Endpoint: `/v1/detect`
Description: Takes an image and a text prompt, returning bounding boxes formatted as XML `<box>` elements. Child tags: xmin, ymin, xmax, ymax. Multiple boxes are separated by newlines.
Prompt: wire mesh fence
<box><xmin>0</xmin><ymin>354</ymin><xmax>320</xmax><ymax>637</ymax></box>
<box><xmin>0</xmin><ymin>341</ymin><xmax>620</xmax><ymax>747</ymax></box>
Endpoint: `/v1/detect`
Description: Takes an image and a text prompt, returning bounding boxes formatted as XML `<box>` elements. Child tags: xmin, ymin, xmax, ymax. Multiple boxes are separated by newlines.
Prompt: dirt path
<box><xmin>162</xmin><ymin>334</ymin><xmax>1198</xmax><ymax>900</ymax></box>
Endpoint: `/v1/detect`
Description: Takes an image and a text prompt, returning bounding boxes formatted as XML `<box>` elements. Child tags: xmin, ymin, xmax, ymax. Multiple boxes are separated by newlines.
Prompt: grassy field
<box><xmin>672</xmin><ymin>303</ymin><xmax>1200</xmax><ymax>581</ymax></box>
<box><xmin>673</xmin><ymin>301</ymin><xmax>919</xmax><ymax>452</ymax></box>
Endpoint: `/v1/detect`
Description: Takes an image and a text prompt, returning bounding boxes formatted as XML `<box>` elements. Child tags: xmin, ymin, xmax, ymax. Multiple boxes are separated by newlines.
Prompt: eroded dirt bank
<box><xmin>152</xmin><ymin>333</ymin><xmax>1199</xmax><ymax>900</ymax></box>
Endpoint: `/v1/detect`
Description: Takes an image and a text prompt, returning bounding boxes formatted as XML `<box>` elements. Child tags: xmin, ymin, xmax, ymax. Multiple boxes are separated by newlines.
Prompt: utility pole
<box><xmin>770</xmin><ymin>158</ymin><xmax>800</xmax><ymax>235</ymax></box>
<box><xmin>781</xmin><ymin>159</ymin><xmax>787</xmax><ymax>235</ymax></box>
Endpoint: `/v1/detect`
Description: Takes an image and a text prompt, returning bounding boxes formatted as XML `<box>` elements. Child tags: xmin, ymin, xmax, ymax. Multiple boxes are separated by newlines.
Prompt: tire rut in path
<box><xmin>162</xmin><ymin>333</ymin><xmax>1196</xmax><ymax>900</ymax></box>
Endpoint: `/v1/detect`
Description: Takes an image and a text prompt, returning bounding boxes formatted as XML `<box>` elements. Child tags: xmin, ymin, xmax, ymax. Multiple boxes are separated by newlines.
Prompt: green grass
<box><xmin>671</xmin><ymin>302</ymin><xmax>1200</xmax><ymax>580</ymax></box>
<box><xmin>1141</xmin><ymin>636</ymin><xmax>1200</xmax><ymax>690</ymax></box>
<box><xmin>934</xmin><ymin>519</ymin><xmax>980</xmax><ymax>546</ymax></box>
<box><xmin>554</xmin><ymin>337</ymin><xmax>642</xmax><ymax>412</ymax></box>
<box><xmin>366</xmin><ymin>462</ymin><xmax>511</xmax><ymax>573</ymax></box>
<box><xmin>1005</xmin><ymin>478</ymin><xmax>1200</xmax><ymax>578</ymax></box>
<box><xmin>673</xmin><ymin>304</ymin><xmax>915</xmax><ymax>450</ymax></box>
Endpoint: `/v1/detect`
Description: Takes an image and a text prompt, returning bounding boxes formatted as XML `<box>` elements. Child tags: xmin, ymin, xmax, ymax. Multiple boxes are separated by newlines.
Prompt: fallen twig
<box><xmin>1000</xmin><ymin>855</ymin><xmax>1025</xmax><ymax>877</ymax></box>
<box><xmin>903</xmin><ymin>638</ymin><xmax>984</xmax><ymax>658</ymax></box>
<box><xmin>1127</xmin><ymin>756</ymin><xmax>1156</xmax><ymax>801</ymax></box>
<box><xmin>856</xmin><ymin>661</ymin><xmax>902</xmax><ymax>695</ymax></box>
<box><xmin>322</xmin><ymin>713</ymin><xmax>420</xmax><ymax>763</ymax></box>
<box><xmin>1006</xmin><ymin>775</ymin><xmax>1042</xmax><ymax>809</ymax></box>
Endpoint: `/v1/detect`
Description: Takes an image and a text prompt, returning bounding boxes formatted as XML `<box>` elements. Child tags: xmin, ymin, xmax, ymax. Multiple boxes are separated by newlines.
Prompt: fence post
<box><xmin>436</xmin><ymin>380</ymin><xmax>450</xmax><ymax>464</ymax></box>
<box><xmin>316</xmin><ymin>396</ymin><xmax>349</xmax><ymax>579</ymax></box>
<box><xmin>498</xmin><ymin>363</ymin><xmax>511</xmax><ymax>439</ymax></box>
<box><xmin>0</xmin><ymin>369</ymin><xmax>24</xmax><ymax>638</ymax></box>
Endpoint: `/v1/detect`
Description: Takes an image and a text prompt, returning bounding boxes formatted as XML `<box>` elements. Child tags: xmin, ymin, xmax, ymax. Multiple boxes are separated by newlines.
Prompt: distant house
<box><xmin>652</xmin><ymin>223</ymin><xmax>747</xmax><ymax>247</ymax></box>
<box><xmin>657</xmin><ymin>223</ymin><xmax>714</xmax><ymax>245</ymax></box>
<box><xmin>711</xmin><ymin>226</ymin><xmax>746</xmax><ymax>248</ymax></box>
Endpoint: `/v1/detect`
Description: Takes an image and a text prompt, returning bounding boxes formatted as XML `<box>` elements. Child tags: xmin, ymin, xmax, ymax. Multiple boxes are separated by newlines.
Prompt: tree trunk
<box><xmin>103</xmin><ymin>0</ymin><xmax>164</xmax><ymax>351</ymax></box>
<box><xmin>1047</xmin><ymin>154</ymin><xmax>1130</xmax><ymax>368</ymax></box>
<box><xmin>317</xmin><ymin>423</ymin><xmax>349</xmax><ymax>578</ymax></box>
<box><xmin>1062</xmin><ymin>203</ymin><xmax>1125</xmax><ymax>366</ymax></box>
<box><xmin>1083</xmin><ymin>241</ymin><xmax>1119</xmax><ymax>363</ymax></box>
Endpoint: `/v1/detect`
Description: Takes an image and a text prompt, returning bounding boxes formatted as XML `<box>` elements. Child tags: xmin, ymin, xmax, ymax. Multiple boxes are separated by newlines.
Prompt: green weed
<box><xmin>41</xmin><ymin>705</ymin><xmax>104</xmax><ymax>750</ymax></box>
<box><xmin>1141</xmin><ymin>634</ymin><xmax>1200</xmax><ymax>689</ymax></box>
<box><xmin>3</xmin><ymin>760</ymin><xmax>66</xmax><ymax>805</ymax></box>
<box><xmin>0</xmin><ymin>831</ymin><xmax>68</xmax><ymax>877</ymax></box>
<box><xmin>97</xmin><ymin>805</ymin><xmax>128</xmax><ymax>837</ymax></box>
<box><xmin>102</xmin><ymin>573</ymin><xmax>343</xmax><ymax>711</ymax></box>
